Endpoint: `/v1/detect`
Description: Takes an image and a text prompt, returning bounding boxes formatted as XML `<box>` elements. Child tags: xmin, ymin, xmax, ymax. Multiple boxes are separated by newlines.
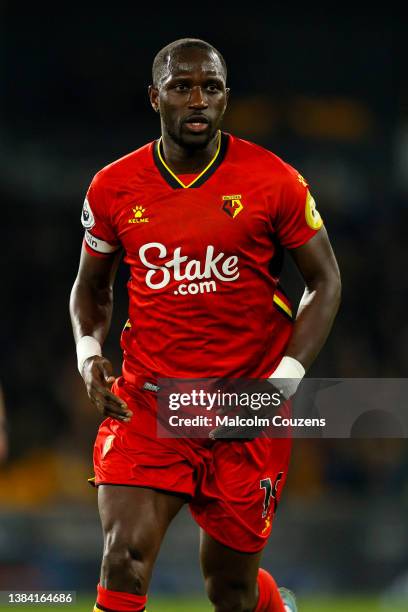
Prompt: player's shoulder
<box><xmin>227</xmin><ymin>133</ymin><xmax>305</xmax><ymax>186</ymax></box>
<box><xmin>91</xmin><ymin>140</ymin><xmax>155</xmax><ymax>189</ymax></box>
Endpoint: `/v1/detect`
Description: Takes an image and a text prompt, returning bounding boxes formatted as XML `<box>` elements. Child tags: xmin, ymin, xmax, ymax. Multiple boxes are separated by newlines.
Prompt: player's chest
<box><xmin>111</xmin><ymin>184</ymin><xmax>273</xmax><ymax>257</ymax></box>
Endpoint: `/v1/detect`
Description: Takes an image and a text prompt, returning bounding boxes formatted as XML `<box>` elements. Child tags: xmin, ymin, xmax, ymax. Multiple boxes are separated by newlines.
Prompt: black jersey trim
<box><xmin>153</xmin><ymin>131</ymin><xmax>229</xmax><ymax>189</ymax></box>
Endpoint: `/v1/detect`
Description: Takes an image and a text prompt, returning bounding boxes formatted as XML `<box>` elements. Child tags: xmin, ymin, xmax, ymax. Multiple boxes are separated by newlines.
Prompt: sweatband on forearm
<box><xmin>268</xmin><ymin>356</ymin><xmax>305</xmax><ymax>399</ymax></box>
<box><xmin>77</xmin><ymin>335</ymin><xmax>102</xmax><ymax>374</ymax></box>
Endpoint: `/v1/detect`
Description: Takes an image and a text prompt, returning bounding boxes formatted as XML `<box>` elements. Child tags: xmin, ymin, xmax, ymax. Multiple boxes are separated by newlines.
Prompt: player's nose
<box><xmin>188</xmin><ymin>86</ymin><xmax>208</xmax><ymax>109</ymax></box>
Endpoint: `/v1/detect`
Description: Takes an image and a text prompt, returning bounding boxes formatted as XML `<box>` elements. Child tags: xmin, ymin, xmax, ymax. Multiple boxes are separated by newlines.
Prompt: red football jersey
<box><xmin>81</xmin><ymin>131</ymin><xmax>323</xmax><ymax>381</ymax></box>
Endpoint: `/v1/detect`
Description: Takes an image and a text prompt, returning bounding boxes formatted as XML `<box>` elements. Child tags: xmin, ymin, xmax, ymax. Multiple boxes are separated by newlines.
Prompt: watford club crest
<box><xmin>222</xmin><ymin>195</ymin><xmax>244</xmax><ymax>219</ymax></box>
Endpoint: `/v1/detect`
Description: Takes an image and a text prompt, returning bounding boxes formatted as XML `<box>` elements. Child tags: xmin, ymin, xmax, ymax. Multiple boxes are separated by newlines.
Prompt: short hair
<box><xmin>152</xmin><ymin>38</ymin><xmax>227</xmax><ymax>87</ymax></box>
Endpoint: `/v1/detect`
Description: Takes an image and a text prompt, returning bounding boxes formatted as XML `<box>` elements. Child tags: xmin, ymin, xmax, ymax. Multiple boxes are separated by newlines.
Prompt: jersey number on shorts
<box><xmin>260</xmin><ymin>472</ymin><xmax>284</xmax><ymax>518</ymax></box>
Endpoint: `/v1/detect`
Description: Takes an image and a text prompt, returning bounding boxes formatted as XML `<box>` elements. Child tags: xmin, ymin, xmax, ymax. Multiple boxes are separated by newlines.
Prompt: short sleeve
<box><xmin>81</xmin><ymin>172</ymin><xmax>121</xmax><ymax>258</ymax></box>
<box><xmin>273</xmin><ymin>165</ymin><xmax>323</xmax><ymax>250</ymax></box>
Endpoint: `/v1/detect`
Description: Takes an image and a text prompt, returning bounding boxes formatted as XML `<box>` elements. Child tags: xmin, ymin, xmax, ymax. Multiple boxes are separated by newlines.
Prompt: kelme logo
<box><xmin>129</xmin><ymin>205</ymin><xmax>149</xmax><ymax>224</ymax></box>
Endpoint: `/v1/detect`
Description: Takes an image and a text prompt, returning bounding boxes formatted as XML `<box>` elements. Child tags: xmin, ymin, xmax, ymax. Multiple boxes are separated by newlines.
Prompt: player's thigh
<box><xmin>98</xmin><ymin>484</ymin><xmax>185</xmax><ymax>563</ymax></box>
<box><xmin>200</xmin><ymin>530</ymin><xmax>261</xmax><ymax>601</ymax></box>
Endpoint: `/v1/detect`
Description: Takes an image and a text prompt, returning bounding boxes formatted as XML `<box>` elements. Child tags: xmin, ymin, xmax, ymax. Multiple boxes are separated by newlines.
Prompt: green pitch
<box><xmin>1</xmin><ymin>595</ymin><xmax>407</xmax><ymax>611</ymax></box>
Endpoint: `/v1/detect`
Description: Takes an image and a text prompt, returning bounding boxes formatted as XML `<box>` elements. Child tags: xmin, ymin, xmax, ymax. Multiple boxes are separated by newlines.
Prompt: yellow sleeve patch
<box><xmin>305</xmin><ymin>190</ymin><xmax>323</xmax><ymax>230</ymax></box>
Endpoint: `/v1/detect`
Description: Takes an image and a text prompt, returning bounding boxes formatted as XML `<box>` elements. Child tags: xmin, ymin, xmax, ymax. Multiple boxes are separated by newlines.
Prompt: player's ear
<box><xmin>148</xmin><ymin>85</ymin><xmax>160</xmax><ymax>113</ymax></box>
<box><xmin>225</xmin><ymin>87</ymin><xmax>231</xmax><ymax>105</ymax></box>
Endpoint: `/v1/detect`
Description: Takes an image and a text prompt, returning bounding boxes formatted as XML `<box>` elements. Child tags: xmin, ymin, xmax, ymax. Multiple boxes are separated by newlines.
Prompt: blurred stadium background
<box><xmin>1</xmin><ymin>4</ymin><xmax>407</xmax><ymax>610</ymax></box>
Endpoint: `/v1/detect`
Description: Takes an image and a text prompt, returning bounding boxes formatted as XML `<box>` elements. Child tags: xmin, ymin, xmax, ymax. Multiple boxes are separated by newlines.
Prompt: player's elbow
<box><xmin>310</xmin><ymin>266</ymin><xmax>342</xmax><ymax>316</ymax></box>
<box><xmin>71</xmin><ymin>277</ymin><xmax>113</xmax><ymax>305</ymax></box>
<box><xmin>321</xmin><ymin>267</ymin><xmax>342</xmax><ymax>315</ymax></box>
<box><xmin>331</xmin><ymin>266</ymin><xmax>342</xmax><ymax>312</ymax></box>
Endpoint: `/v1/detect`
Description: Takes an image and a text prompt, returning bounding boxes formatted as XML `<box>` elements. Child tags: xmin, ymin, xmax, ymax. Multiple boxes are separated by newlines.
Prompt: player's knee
<box><xmin>101</xmin><ymin>533</ymin><xmax>150</xmax><ymax>594</ymax></box>
<box><xmin>205</xmin><ymin>575</ymin><xmax>257</xmax><ymax>612</ymax></box>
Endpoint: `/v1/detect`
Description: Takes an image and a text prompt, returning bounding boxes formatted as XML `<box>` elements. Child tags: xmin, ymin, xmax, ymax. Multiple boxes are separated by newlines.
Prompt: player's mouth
<box><xmin>183</xmin><ymin>115</ymin><xmax>210</xmax><ymax>133</ymax></box>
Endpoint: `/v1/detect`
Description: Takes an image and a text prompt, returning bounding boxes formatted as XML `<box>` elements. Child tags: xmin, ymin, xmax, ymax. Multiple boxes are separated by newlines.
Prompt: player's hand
<box><xmin>81</xmin><ymin>356</ymin><xmax>133</xmax><ymax>422</ymax></box>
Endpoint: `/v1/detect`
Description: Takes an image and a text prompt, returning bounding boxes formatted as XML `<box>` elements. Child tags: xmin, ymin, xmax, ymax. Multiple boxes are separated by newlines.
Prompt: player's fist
<box><xmin>81</xmin><ymin>356</ymin><xmax>133</xmax><ymax>422</ymax></box>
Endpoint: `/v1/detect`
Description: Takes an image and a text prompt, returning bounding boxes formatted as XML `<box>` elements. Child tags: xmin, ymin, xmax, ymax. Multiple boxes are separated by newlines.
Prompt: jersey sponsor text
<box><xmin>138</xmin><ymin>242</ymin><xmax>239</xmax><ymax>295</ymax></box>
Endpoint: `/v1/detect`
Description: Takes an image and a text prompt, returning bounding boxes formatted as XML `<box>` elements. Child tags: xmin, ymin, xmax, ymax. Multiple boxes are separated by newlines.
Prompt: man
<box><xmin>70</xmin><ymin>38</ymin><xmax>341</xmax><ymax>612</ymax></box>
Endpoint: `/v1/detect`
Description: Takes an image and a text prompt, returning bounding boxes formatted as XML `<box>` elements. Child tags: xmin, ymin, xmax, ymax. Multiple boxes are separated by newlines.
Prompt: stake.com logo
<box><xmin>139</xmin><ymin>242</ymin><xmax>240</xmax><ymax>295</ymax></box>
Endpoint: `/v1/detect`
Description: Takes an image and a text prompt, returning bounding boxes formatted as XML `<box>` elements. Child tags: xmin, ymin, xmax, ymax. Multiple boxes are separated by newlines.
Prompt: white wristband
<box><xmin>76</xmin><ymin>335</ymin><xmax>102</xmax><ymax>374</ymax></box>
<box><xmin>269</xmin><ymin>356</ymin><xmax>305</xmax><ymax>399</ymax></box>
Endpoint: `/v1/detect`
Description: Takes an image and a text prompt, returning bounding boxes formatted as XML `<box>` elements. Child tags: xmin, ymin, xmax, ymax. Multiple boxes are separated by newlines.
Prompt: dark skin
<box><xmin>148</xmin><ymin>47</ymin><xmax>229</xmax><ymax>171</ymax></box>
<box><xmin>209</xmin><ymin>227</ymin><xmax>341</xmax><ymax>439</ymax></box>
<box><xmin>70</xmin><ymin>248</ymin><xmax>132</xmax><ymax>422</ymax></box>
<box><xmin>70</xmin><ymin>46</ymin><xmax>341</xmax><ymax>611</ymax></box>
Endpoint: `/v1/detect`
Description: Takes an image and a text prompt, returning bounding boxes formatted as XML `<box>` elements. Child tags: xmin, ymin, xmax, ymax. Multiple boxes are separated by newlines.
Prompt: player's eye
<box><xmin>207</xmin><ymin>83</ymin><xmax>222</xmax><ymax>92</ymax></box>
<box><xmin>174</xmin><ymin>84</ymin><xmax>189</xmax><ymax>92</ymax></box>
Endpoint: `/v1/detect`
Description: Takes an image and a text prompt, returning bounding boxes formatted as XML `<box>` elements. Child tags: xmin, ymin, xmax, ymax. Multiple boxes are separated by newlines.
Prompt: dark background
<box><xmin>1</xmin><ymin>3</ymin><xmax>407</xmax><ymax>602</ymax></box>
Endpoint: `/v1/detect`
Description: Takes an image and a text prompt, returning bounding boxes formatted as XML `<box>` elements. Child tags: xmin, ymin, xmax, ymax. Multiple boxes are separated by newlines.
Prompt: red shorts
<box><xmin>93</xmin><ymin>376</ymin><xmax>292</xmax><ymax>553</ymax></box>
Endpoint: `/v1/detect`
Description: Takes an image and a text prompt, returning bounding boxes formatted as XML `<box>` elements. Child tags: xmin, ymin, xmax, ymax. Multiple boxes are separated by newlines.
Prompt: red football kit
<box><xmin>83</xmin><ymin>131</ymin><xmax>322</xmax><ymax>552</ymax></box>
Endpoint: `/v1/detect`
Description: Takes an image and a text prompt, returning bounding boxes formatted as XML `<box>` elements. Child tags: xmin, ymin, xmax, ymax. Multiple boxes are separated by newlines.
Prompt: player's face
<box><xmin>150</xmin><ymin>48</ymin><xmax>229</xmax><ymax>149</ymax></box>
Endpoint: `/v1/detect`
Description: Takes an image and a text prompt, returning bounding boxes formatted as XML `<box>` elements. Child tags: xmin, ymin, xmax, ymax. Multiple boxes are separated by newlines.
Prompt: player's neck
<box><xmin>160</xmin><ymin>131</ymin><xmax>220</xmax><ymax>174</ymax></box>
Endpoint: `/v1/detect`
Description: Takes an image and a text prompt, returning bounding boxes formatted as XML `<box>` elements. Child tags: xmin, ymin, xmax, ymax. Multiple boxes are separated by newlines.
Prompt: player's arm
<box><xmin>269</xmin><ymin>226</ymin><xmax>341</xmax><ymax>399</ymax></box>
<box><xmin>286</xmin><ymin>226</ymin><xmax>341</xmax><ymax>369</ymax></box>
<box><xmin>69</xmin><ymin>245</ymin><xmax>132</xmax><ymax>422</ymax></box>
